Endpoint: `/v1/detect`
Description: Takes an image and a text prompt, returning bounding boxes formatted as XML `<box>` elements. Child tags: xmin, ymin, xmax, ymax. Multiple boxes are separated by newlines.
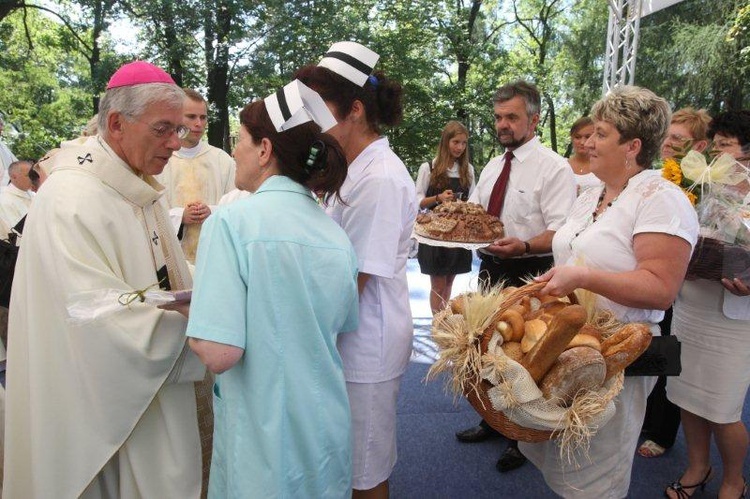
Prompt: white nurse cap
<box><xmin>318</xmin><ymin>41</ymin><xmax>380</xmax><ymax>87</ymax></box>
<box><xmin>264</xmin><ymin>79</ymin><xmax>337</xmax><ymax>133</ymax></box>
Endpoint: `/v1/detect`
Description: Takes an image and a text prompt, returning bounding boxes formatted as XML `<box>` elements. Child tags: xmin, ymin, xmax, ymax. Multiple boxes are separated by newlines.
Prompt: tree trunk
<box><xmin>455</xmin><ymin>0</ymin><xmax>483</xmax><ymax>121</ymax></box>
<box><xmin>544</xmin><ymin>92</ymin><xmax>557</xmax><ymax>153</ymax></box>
<box><xmin>162</xmin><ymin>2</ymin><xmax>183</xmax><ymax>86</ymax></box>
<box><xmin>89</xmin><ymin>1</ymin><xmax>109</xmax><ymax>115</ymax></box>
<box><xmin>204</xmin><ymin>1</ymin><xmax>232</xmax><ymax>152</ymax></box>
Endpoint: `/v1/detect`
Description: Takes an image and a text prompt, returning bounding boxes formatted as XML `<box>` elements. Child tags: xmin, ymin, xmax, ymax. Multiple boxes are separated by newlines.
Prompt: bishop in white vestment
<box><xmin>3</xmin><ymin>62</ymin><xmax>204</xmax><ymax>499</ymax></box>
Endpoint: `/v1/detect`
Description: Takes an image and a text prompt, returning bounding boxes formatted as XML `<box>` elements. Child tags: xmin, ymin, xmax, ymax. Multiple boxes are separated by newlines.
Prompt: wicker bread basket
<box><xmin>465</xmin><ymin>379</ymin><xmax>556</xmax><ymax>442</ymax></box>
<box><xmin>466</xmin><ymin>283</ymin><xmax>576</xmax><ymax>442</ymax></box>
<box><xmin>430</xmin><ymin>282</ymin><xmax>629</xmax><ymax>446</ymax></box>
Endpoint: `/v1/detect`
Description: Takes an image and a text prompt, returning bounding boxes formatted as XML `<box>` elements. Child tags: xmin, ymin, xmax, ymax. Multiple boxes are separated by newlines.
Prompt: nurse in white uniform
<box><xmin>296</xmin><ymin>42</ymin><xmax>418</xmax><ymax>498</ymax></box>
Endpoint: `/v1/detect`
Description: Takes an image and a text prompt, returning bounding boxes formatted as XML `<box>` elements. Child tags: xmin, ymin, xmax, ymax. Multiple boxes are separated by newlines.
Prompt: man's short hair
<box><xmin>492</xmin><ymin>80</ymin><xmax>541</xmax><ymax>118</ymax></box>
<box><xmin>8</xmin><ymin>160</ymin><xmax>31</xmax><ymax>178</ymax></box>
<box><xmin>183</xmin><ymin>88</ymin><xmax>207</xmax><ymax>105</ymax></box>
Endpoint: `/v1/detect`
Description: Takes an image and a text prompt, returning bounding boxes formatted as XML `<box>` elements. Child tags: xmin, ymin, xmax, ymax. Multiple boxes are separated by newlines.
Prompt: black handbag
<box><xmin>0</xmin><ymin>236</ymin><xmax>19</xmax><ymax>309</ymax></box>
<box><xmin>624</xmin><ymin>335</ymin><xmax>681</xmax><ymax>377</ymax></box>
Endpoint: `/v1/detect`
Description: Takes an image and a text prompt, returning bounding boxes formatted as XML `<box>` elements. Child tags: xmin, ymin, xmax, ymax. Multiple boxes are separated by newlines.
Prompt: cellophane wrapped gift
<box><xmin>685</xmin><ymin>153</ymin><xmax>750</xmax><ymax>281</ymax></box>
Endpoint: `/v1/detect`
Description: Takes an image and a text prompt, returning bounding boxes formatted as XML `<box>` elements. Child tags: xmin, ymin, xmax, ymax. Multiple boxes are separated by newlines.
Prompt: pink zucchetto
<box><xmin>106</xmin><ymin>61</ymin><xmax>176</xmax><ymax>90</ymax></box>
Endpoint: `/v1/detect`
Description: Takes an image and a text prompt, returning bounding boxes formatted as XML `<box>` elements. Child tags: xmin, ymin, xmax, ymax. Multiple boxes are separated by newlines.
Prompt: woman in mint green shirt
<box><xmin>186</xmin><ymin>84</ymin><xmax>359</xmax><ymax>498</ymax></box>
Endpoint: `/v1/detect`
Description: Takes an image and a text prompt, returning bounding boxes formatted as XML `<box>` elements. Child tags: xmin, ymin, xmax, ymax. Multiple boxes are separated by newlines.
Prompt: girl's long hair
<box><xmin>429</xmin><ymin>120</ymin><xmax>471</xmax><ymax>192</ymax></box>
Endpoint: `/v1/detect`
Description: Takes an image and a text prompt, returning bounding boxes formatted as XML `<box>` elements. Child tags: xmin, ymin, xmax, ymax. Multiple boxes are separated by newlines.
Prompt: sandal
<box><xmin>665</xmin><ymin>467</ymin><xmax>713</xmax><ymax>499</ymax></box>
<box><xmin>639</xmin><ymin>439</ymin><xmax>666</xmax><ymax>458</ymax></box>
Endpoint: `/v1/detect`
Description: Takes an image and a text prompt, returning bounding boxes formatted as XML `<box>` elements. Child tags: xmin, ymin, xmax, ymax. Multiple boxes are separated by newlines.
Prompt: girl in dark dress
<box><xmin>415</xmin><ymin>121</ymin><xmax>475</xmax><ymax>314</ymax></box>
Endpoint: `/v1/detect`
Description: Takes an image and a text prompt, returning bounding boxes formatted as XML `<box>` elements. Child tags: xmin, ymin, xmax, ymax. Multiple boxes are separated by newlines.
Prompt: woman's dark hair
<box><xmin>708</xmin><ymin>110</ymin><xmax>750</xmax><ymax>147</ymax></box>
<box><xmin>294</xmin><ymin>66</ymin><xmax>403</xmax><ymax>134</ymax></box>
<box><xmin>569</xmin><ymin>116</ymin><xmax>593</xmax><ymax>136</ymax></box>
<box><xmin>239</xmin><ymin>100</ymin><xmax>348</xmax><ymax>200</ymax></box>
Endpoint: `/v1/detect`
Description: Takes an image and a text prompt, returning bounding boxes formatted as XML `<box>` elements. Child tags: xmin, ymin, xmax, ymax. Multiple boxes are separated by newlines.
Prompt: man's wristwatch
<box><xmin>523</xmin><ymin>241</ymin><xmax>531</xmax><ymax>255</ymax></box>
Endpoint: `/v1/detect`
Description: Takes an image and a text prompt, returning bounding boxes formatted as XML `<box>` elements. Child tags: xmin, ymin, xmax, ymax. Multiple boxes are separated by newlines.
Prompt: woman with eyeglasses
<box><xmin>660</xmin><ymin>107</ymin><xmax>712</xmax><ymax>160</ymax></box>
<box><xmin>638</xmin><ymin>107</ymin><xmax>713</xmax><ymax>461</ymax></box>
<box><xmin>666</xmin><ymin>110</ymin><xmax>750</xmax><ymax>499</ymax></box>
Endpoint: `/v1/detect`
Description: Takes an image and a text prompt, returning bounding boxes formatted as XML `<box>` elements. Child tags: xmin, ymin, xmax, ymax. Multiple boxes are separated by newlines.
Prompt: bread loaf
<box><xmin>539</xmin><ymin>294</ymin><xmax>563</xmax><ymax>305</ymax></box>
<box><xmin>540</xmin><ymin>347</ymin><xmax>606</xmax><ymax>406</ymax></box>
<box><xmin>519</xmin><ymin>296</ymin><xmax>531</xmax><ymax>314</ymax></box>
<box><xmin>508</xmin><ymin>304</ymin><xmax>527</xmax><ymax>316</ymax></box>
<box><xmin>497</xmin><ymin>309</ymin><xmax>525</xmax><ymax>342</ymax></box>
<box><xmin>540</xmin><ymin>300</ymin><xmax>568</xmax><ymax>316</ymax></box>
<box><xmin>521</xmin><ymin>304</ymin><xmax>588</xmax><ymax>383</ymax></box>
<box><xmin>601</xmin><ymin>323</ymin><xmax>652</xmax><ymax>381</ymax></box>
<box><xmin>566</xmin><ymin>333</ymin><xmax>601</xmax><ymax>351</ymax></box>
<box><xmin>578</xmin><ymin>323</ymin><xmax>603</xmax><ymax>343</ymax></box>
<box><xmin>521</xmin><ymin>319</ymin><xmax>548</xmax><ymax>353</ymax></box>
<box><xmin>501</xmin><ymin>341</ymin><xmax>524</xmax><ymax>362</ymax></box>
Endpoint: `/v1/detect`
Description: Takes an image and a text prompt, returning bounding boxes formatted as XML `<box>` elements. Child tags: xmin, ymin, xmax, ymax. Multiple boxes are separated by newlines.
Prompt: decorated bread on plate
<box><xmin>415</xmin><ymin>201</ymin><xmax>504</xmax><ymax>243</ymax></box>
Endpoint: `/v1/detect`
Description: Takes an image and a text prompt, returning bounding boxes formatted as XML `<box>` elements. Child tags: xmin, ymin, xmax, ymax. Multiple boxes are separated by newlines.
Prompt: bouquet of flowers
<box><xmin>662</xmin><ymin>149</ymin><xmax>750</xmax><ymax>281</ymax></box>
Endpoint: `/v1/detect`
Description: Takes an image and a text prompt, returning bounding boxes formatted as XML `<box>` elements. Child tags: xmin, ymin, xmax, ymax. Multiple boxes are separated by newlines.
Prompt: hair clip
<box><xmin>367</xmin><ymin>74</ymin><xmax>379</xmax><ymax>87</ymax></box>
<box><xmin>305</xmin><ymin>140</ymin><xmax>327</xmax><ymax>172</ymax></box>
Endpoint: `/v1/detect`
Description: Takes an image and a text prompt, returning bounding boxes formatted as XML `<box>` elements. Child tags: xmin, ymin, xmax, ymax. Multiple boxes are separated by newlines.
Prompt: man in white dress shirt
<box><xmin>156</xmin><ymin>89</ymin><xmax>235</xmax><ymax>263</ymax></box>
<box><xmin>0</xmin><ymin>160</ymin><xmax>33</xmax><ymax>232</ymax></box>
<box><xmin>459</xmin><ymin>80</ymin><xmax>577</xmax><ymax>472</ymax></box>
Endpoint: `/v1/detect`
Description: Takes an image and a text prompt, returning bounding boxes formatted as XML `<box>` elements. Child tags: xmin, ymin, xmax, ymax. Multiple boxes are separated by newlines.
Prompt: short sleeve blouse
<box><xmin>552</xmin><ymin>169</ymin><xmax>699</xmax><ymax>324</ymax></box>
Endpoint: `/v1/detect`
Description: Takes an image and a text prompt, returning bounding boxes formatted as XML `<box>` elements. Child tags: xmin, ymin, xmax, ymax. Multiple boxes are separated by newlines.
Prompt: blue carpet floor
<box><xmin>391</xmin><ymin>354</ymin><xmax>750</xmax><ymax>498</ymax></box>
<box><xmin>392</xmin><ymin>258</ymin><xmax>750</xmax><ymax>498</ymax></box>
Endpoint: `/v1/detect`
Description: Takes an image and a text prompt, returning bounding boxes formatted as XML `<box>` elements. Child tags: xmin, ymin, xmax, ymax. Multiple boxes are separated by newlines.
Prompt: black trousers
<box><xmin>641</xmin><ymin>306</ymin><xmax>681</xmax><ymax>448</ymax></box>
<box><xmin>478</xmin><ymin>253</ymin><xmax>555</xmax><ymax>288</ymax></box>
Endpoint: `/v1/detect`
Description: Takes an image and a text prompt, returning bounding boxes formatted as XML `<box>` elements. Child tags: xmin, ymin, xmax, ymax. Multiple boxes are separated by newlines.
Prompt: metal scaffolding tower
<box><xmin>603</xmin><ymin>0</ymin><xmax>642</xmax><ymax>94</ymax></box>
<box><xmin>603</xmin><ymin>0</ymin><xmax>685</xmax><ymax>95</ymax></box>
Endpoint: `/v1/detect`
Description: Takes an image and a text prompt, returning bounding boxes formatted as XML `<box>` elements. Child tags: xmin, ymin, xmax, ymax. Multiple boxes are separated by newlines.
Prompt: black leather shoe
<box><xmin>496</xmin><ymin>446</ymin><xmax>527</xmax><ymax>472</ymax></box>
<box><xmin>455</xmin><ymin>423</ymin><xmax>501</xmax><ymax>443</ymax></box>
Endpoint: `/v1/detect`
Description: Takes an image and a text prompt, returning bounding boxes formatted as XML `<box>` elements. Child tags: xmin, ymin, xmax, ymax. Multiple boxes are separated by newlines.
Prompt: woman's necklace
<box><xmin>570</xmin><ymin>180</ymin><xmax>629</xmax><ymax>245</ymax></box>
<box><xmin>571</xmin><ymin>156</ymin><xmax>589</xmax><ymax>174</ymax></box>
<box><xmin>592</xmin><ymin>181</ymin><xmax>627</xmax><ymax>221</ymax></box>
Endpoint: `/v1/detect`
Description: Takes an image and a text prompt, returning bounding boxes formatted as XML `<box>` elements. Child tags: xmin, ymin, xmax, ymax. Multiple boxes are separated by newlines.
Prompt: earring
<box><xmin>625</xmin><ymin>157</ymin><xmax>631</xmax><ymax>170</ymax></box>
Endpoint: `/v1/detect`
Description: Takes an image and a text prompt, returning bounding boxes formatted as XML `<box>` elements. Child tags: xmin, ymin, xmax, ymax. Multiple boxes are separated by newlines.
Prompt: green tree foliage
<box><xmin>0</xmin><ymin>8</ymin><xmax>91</xmax><ymax>159</ymax></box>
<box><xmin>553</xmin><ymin>0</ymin><xmax>608</xmax><ymax>154</ymax></box>
<box><xmin>637</xmin><ymin>0</ymin><xmax>749</xmax><ymax>113</ymax></box>
<box><xmin>1</xmin><ymin>0</ymin><xmax>746</xmax><ymax>176</ymax></box>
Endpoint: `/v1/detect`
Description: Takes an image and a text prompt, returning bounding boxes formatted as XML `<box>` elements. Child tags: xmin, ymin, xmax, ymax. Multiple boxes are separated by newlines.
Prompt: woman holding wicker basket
<box><xmin>520</xmin><ymin>86</ymin><xmax>699</xmax><ymax>498</ymax></box>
